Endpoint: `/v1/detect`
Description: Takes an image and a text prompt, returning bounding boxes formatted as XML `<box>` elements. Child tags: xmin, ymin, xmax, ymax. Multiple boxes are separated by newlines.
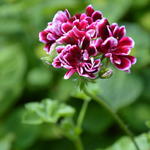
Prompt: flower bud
<box><xmin>99</xmin><ymin>68</ymin><xmax>113</xmax><ymax>79</ymax></box>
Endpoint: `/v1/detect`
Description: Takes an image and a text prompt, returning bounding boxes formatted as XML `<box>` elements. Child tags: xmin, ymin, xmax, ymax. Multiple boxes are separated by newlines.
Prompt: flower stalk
<box><xmin>82</xmin><ymin>87</ymin><xmax>140</xmax><ymax>150</ymax></box>
<box><xmin>77</xmin><ymin>100</ymin><xmax>90</xmax><ymax>130</ymax></box>
<box><xmin>73</xmin><ymin>136</ymin><xmax>84</xmax><ymax>150</ymax></box>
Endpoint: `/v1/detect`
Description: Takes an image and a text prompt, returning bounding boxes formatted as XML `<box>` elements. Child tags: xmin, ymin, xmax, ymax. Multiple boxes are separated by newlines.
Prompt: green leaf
<box><xmin>51</xmin><ymin>79</ymin><xmax>75</xmax><ymax>101</ymax></box>
<box><xmin>23</xmin><ymin>99</ymin><xmax>75</xmax><ymax>124</ymax></box>
<box><xmin>126</xmin><ymin>23</ymin><xmax>150</xmax><ymax>68</ymax></box>
<box><xmin>0</xmin><ymin>19</ymin><xmax>22</xmax><ymax>34</ymax></box>
<box><xmin>139</xmin><ymin>12</ymin><xmax>150</xmax><ymax>31</ymax></box>
<box><xmin>97</xmin><ymin>132</ymin><xmax>150</xmax><ymax>150</ymax></box>
<box><xmin>39</xmin><ymin>124</ymin><xmax>63</xmax><ymax>140</ymax></box>
<box><xmin>83</xmin><ymin>103</ymin><xmax>112</xmax><ymax>134</ymax></box>
<box><xmin>120</xmin><ymin>103</ymin><xmax>150</xmax><ymax>132</ymax></box>
<box><xmin>98</xmin><ymin>71</ymin><xmax>143</xmax><ymax>110</ymax></box>
<box><xmin>72</xmin><ymin>71</ymin><xmax>143</xmax><ymax>110</ymax></box>
<box><xmin>27</xmin><ymin>67</ymin><xmax>53</xmax><ymax>90</ymax></box>
<box><xmin>0</xmin><ymin>134</ymin><xmax>14</xmax><ymax>150</ymax></box>
<box><xmin>0</xmin><ymin>44</ymin><xmax>26</xmax><ymax>116</ymax></box>
<box><xmin>60</xmin><ymin>118</ymin><xmax>78</xmax><ymax>140</ymax></box>
<box><xmin>4</xmin><ymin>108</ymin><xmax>40</xmax><ymax>150</ymax></box>
<box><xmin>146</xmin><ymin>121</ymin><xmax>150</xmax><ymax>128</ymax></box>
<box><xmin>131</xmin><ymin>0</ymin><xmax>149</xmax><ymax>8</ymax></box>
<box><xmin>90</xmin><ymin>0</ymin><xmax>132</xmax><ymax>22</ymax></box>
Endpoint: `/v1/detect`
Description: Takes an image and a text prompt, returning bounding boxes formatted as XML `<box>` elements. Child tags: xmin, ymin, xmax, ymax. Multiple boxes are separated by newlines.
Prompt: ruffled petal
<box><xmin>81</xmin><ymin>35</ymin><xmax>90</xmax><ymax>49</ymax></box>
<box><xmin>86</xmin><ymin>5</ymin><xmax>95</xmax><ymax>16</ymax></box>
<box><xmin>39</xmin><ymin>31</ymin><xmax>49</xmax><ymax>43</ymax></box>
<box><xmin>64</xmin><ymin>69</ymin><xmax>76</xmax><ymax>79</ymax></box>
<box><xmin>97</xmin><ymin>18</ymin><xmax>110</xmax><ymax>39</ymax></box>
<box><xmin>118</xmin><ymin>37</ymin><xmax>135</xmax><ymax>48</ymax></box>
<box><xmin>53</xmin><ymin>11</ymin><xmax>69</xmax><ymax>23</ymax></box>
<box><xmin>92</xmin><ymin>11</ymin><xmax>103</xmax><ymax>21</ymax></box>
<box><xmin>126</xmin><ymin>55</ymin><xmax>137</xmax><ymax>64</ymax></box>
<box><xmin>87</xmin><ymin>45</ymin><xmax>97</xmax><ymax>56</ymax></box>
<box><xmin>101</xmin><ymin>37</ymin><xmax>118</xmax><ymax>53</ymax></box>
<box><xmin>52</xmin><ymin>57</ymin><xmax>62</xmax><ymax>68</ymax></box>
<box><xmin>113</xmin><ymin>47</ymin><xmax>131</xmax><ymax>55</ymax></box>
<box><xmin>61</xmin><ymin>22</ymin><xmax>73</xmax><ymax>33</ymax></box>
<box><xmin>113</xmin><ymin>56</ymin><xmax>132</xmax><ymax>71</ymax></box>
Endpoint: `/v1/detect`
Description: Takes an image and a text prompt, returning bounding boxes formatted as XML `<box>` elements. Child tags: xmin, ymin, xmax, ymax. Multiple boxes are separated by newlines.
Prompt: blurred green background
<box><xmin>0</xmin><ymin>0</ymin><xmax>150</xmax><ymax>150</ymax></box>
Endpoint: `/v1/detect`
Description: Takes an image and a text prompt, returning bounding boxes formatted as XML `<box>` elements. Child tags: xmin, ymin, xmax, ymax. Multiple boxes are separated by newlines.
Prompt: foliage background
<box><xmin>0</xmin><ymin>0</ymin><xmax>150</xmax><ymax>150</ymax></box>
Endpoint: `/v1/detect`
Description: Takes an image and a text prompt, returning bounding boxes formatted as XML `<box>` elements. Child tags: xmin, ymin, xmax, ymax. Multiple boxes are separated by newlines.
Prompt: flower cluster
<box><xmin>39</xmin><ymin>5</ymin><xmax>136</xmax><ymax>79</ymax></box>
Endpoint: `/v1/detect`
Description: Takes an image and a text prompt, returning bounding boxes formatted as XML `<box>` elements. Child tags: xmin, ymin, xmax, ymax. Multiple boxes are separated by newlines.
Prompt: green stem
<box><xmin>77</xmin><ymin>100</ymin><xmax>89</xmax><ymax>129</ymax></box>
<box><xmin>74</xmin><ymin>99</ymin><xmax>89</xmax><ymax>150</ymax></box>
<box><xmin>83</xmin><ymin>87</ymin><xmax>140</xmax><ymax>150</ymax></box>
<box><xmin>73</xmin><ymin>137</ymin><xmax>84</xmax><ymax>150</ymax></box>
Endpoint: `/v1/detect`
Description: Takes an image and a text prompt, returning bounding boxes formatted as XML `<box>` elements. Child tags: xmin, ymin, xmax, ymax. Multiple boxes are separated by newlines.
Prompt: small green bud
<box><xmin>99</xmin><ymin>68</ymin><xmax>113</xmax><ymax>79</ymax></box>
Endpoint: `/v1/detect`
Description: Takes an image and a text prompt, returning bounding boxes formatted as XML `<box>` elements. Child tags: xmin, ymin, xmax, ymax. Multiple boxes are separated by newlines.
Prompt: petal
<box><xmin>64</xmin><ymin>9</ymin><xmax>71</xmax><ymax>18</ymax></box>
<box><xmin>83</xmin><ymin>50</ymin><xmax>89</xmax><ymax>60</ymax></box>
<box><xmin>44</xmin><ymin>43</ymin><xmax>50</xmax><ymax>52</ymax></box>
<box><xmin>79</xmin><ymin>20</ymin><xmax>88</xmax><ymax>30</ymax></box>
<box><xmin>118</xmin><ymin>26</ymin><xmax>126</xmax><ymax>39</ymax></box>
<box><xmin>39</xmin><ymin>31</ymin><xmax>49</xmax><ymax>43</ymax></box>
<box><xmin>86</xmin><ymin>29</ymin><xmax>96</xmax><ymax>38</ymax></box>
<box><xmin>97</xmin><ymin>18</ymin><xmax>110</xmax><ymax>39</ymax></box>
<box><xmin>110</xmin><ymin>23</ymin><xmax>118</xmax><ymax>31</ymax></box>
<box><xmin>44</xmin><ymin>43</ymin><xmax>56</xmax><ymax>53</ymax></box>
<box><xmin>126</xmin><ymin>56</ymin><xmax>137</xmax><ymax>64</ymax></box>
<box><xmin>86</xmin><ymin>5</ymin><xmax>95</xmax><ymax>16</ymax></box>
<box><xmin>72</xmin><ymin>26</ymin><xmax>85</xmax><ymax>39</ymax></box>
<box><xmin>56</xmin><ymin>34</ymin><xmax>77</xmax><ymax>45</ymax></box>
<box><xmin>56</xmin><ymin>45</ymin><xmax>65</xmax><ymax>53</ymax></box>
<box><xmin>92</xmin><ymin>11</ymin><xmax>103</xmax><ymax>21</ymax></box>
<box><xmin>77</xmin><ymin>66</ymin><xmax>96</xmax><ymax>79</ymax></box>
<box><xmin>94</xmin><ymin>38</ymin><xmax>103</xmax><ymax>52</ymax></box>
<box><xmin>87</xmin><ymin>45</ymin><xmax>97</xmax><ymax>56</ymax></box>
<box><xmin>53</xmin><ymin>11</ymin><xmax>69</xmax><ymax>23</ymax></box>
<box><xmin>85</xmin><ymin>17</ymin><xmax>93</xmax><ymax>24</ymax></box>
<box><xmin>113</xmin><ymin>56</ymin><xmax>132</xmax><ymax>71</ymax></box>
<box><xmin>64</xmin><ymin>69</ymin><xmax>76</xmax><ymax>79</ymax></box>
<box><xmin>52</xmin><ymin>57</ymin><xmax>62</xmax><ymax>68</ymax></box>
<box><xmin>113</xmin><ymin>47</ymin><xmax>131</xmax><ymax>55</ymax></box>
<box><xmin>80</xmin><ymin>13</ymin><xmax>88</xmax><ymax>20</ymax></box>
<box><xmin>47</xmin><ymin>33</ymin><xmax>57</xmax><ymax>41</ymax></box>
<box><xmin>52</xmin><ymin>22</ymin><xmax>63</xmax><ymax>36</ymax></box>
<box><xmin>81</xmin><ymin>35</ymin><xmax>90</xmax><ymax>49</ymax></box>
<box><xmin>61</xmin><ymin>22</ymin><xmax>73</xmax><ymax>33</ymax></box>
<box><xmin>112</xmin><ymin>25</ymin><xmax>126</xmax><ymax>39</ymax></box>
<box><xmin>101</xmin><ymin>37</ymin><xmax>118</xmax><ymax>53</ymax></box>
<box><xmin>118</xmin><ymin>37</ymin><xmax>135</xmax><ymax>48</ymax></box>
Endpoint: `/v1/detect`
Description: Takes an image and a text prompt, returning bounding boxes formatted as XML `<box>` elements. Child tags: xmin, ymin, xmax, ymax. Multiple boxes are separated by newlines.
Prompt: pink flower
<box><xmin>96</xmin><ymin>19</ymin><xmax>136</xmax><ymax>72</ymax></box>
<box><xmin>52</xmin><ymin>45</ymin><xmax>101</xmax><ymax>79</ymax></box>
<box><xmin>57</xmin><ymin>5</ymin><xmax>103</xmax><ymax>46</ymax></box>
<box><xmin>39</xmin><ymin>5</ymin><xmax>103</xmax><ymax>53</ymax></box>
<box><xmin>39</xmin><ymin>5</ymin><xmax>136</xmax><ymax>79</ymax></box>
<box><xmin>39</xmin><ymin>10</ymin><xmax>71</xmax><ymax>53</ymax></box>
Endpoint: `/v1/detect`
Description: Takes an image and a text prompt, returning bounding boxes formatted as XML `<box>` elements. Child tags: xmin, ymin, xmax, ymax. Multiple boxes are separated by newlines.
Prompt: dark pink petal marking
<box><xmin>101</xmin><ymin>37</ymin><xmax>118</xmax><ymax>53</ymax></box>
<box><xmin>92</xmin><ymin>11</ymin><xmax>103</xmax><ymax>21</ymax></box>
<box><xmin>97</xmin><ymin>18</ymin><xmax>110</xmax><ymax>39</ymax></box>
<box><xmin>81</xmin><ymin>35</ymin><xmax>90</xmax><ymax>49</ymax></box>
<box><xmin>86</xmin><ymin>5</ymin><xmax>95</xmax><ymax>16</ymax></box>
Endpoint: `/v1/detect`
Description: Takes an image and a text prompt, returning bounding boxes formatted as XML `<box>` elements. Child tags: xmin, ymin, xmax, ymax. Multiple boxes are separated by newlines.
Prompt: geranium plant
<box><xmin>24</xmin><ymin>5</ymin><xmax>140</xmax><ymax>150</ymax></box>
